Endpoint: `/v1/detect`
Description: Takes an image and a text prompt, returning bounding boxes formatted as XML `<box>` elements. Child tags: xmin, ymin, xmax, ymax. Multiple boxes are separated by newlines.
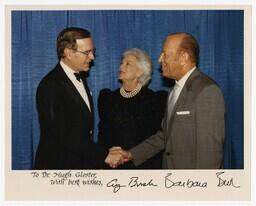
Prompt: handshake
<box><xmin>104</xmin><ymin>147</ymin><xmax>133</xmax><ymax>168</ymax></box>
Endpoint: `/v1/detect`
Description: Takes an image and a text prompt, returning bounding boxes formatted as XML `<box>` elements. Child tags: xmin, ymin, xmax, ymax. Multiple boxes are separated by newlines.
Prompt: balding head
<box><xmin>175</xmin><ymin>32</ymin><xmax>199</xmax><ymax>65</ymax></box>
<box><xmin>159</xmin><ymin>32</ymin><xmax>199</xmax><ymax>80</ymax></box>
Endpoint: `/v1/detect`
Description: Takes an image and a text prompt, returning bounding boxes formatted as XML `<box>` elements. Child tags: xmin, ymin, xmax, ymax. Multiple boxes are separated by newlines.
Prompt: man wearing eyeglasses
<box><xmin>34</xmin><ymin>27</ymin><xmax>120</xmax><ymax>169</ymax></box>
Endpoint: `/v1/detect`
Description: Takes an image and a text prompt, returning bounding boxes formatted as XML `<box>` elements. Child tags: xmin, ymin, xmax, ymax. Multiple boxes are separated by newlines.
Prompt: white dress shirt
<box><xmin>167</xmin><ymin>67</ymin><xmax>196</xmax><ymax>118</ymax></box>
<box><xmin>60</xmin><ymin>61</ymin><xmax>91</xmax><ymax>111</ymax></box>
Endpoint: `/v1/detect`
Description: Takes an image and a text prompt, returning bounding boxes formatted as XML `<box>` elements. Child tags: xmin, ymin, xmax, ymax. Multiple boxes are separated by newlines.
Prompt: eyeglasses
<box><xmin>73</xmin><ymin>48</ymin><xmax>96</xmax><ymax>56</ymax></box>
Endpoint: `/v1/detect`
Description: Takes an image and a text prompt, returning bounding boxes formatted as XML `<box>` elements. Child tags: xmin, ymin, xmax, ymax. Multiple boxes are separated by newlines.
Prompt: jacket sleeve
<box><xmin>36</xmin><ymin>80</ymin><xmax>59</xmax><ymax>140</ymax></box>
<box><xmin>129</xmin><ymin>121</ymin><xmax>165</xmax><ymax>166</ymax></box>
<box><xmin>129</xmin><ymin>91</ymin><xmax>167</xmax><ymax>166</ymax></box>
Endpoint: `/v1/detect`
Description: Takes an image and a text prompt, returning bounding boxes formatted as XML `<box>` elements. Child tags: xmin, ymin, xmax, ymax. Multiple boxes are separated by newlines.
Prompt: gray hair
<box><xmin>122</xmin><ymin>48</ymin><xmax>153</xmax><ymax>86</ymax></box>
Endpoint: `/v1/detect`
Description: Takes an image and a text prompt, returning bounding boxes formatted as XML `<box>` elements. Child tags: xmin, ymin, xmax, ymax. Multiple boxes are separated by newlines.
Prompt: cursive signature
<box><xmin>106</xmin><ymin>177</ymin><xmax>157</xmax><ymax>193</ymax></box>
<box><xmin>165</xmin><ymin>173</ymin><xmax>207</xmax><ymax>188</ymax></box>
<box><xmin>106</xmin><ymin>179</ymin><xmax>126</xmax><ymax>193</ymax></box>
<box><xmin>216</xmin><ymin>172</ymin><xmax>240</xmax><ymax>188</ymax></box>
<box><xmin>128</xmin><ymin>176</ymin><xmax>158</xmax><ymax>188</ymax></box>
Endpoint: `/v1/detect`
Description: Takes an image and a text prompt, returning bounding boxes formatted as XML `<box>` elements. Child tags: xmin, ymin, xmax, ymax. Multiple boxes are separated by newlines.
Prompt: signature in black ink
<box><xmin>106</xmin><ymin>177</ymin><xmax>157</xmax><ymax>193</ymax></box>
<box><xmin>128</xmin><ymin>176</ymin><xmax>158</xmax><ymax>188</ymax></box>
<box><xmin>165</xmin><ymin>173</ymin><xmax>207</xmax><ymax>188</ymax></box>
<box><xmin>216</xmin><ymin>172</ymin><xmax>240</xmax><ymax>188</ymax></box>
<box><xmin>106</xmin><ymin>179</ymin><xmax>126</xmax><ymax>193</ymax></box>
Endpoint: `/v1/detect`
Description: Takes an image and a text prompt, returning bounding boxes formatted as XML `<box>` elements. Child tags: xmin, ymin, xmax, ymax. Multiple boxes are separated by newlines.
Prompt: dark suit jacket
<box><xmin>130</xmin><ymin>69</ymin><xmax>225</xmax><ymax>169</ymax></box>
<box><xmin>34</xmin><ymin>63</ymin><xmax>108</xmax><ymax>169</ymax></box>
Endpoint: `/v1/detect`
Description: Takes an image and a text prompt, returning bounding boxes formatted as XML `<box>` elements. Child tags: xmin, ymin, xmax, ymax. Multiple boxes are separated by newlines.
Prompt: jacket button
<box><xmin>166</xmin><ymin>152</ymin><xmax>170</xmax><ymax>156</ymax></box>
<box><xmin>90</xmin><ymin>130</ymin><xmax>92</xmax><ymax>134</ymax></box>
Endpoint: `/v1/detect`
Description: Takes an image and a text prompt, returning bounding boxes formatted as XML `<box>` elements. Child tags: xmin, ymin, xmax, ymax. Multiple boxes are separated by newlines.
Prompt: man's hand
<box><xmin>104</xmin><ymin>146</ymin><xmax>133</xmax><ymax>168</ymax></box>
<box><xmin>104</xmin><ymin>150</ymin><xmax>123</xmax><ymax>168</ymax></box>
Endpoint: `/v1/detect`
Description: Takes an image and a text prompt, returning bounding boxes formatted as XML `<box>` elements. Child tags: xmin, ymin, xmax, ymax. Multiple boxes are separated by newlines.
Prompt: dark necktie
<box><xmin>74</xmin><ymin>72</ymin><xmax>85</xmax><ymax>82</ymax></box>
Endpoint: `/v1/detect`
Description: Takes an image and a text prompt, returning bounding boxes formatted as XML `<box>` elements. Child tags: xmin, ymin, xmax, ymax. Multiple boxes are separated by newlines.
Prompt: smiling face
<box><xmin>158</xmin><ymin>35</ymin><xmax>184</xmax><ymax>80</ymax></box>
<box><xmin>119</xmin><ymin>54</ymin><xmax>143</xmax><ymax>83</ymax></box>
<box><xmin>63</xmin><ymin>38</ymin><xmax>95</xmax><ymax>72</ymax></box>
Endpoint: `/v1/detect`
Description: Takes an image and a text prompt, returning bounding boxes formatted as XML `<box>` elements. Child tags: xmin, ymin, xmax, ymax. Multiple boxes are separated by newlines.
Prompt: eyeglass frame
<box><xmin>72</xmin><ymin>48</ymin><xmax>96</xmax><ymax>56</ymax></box>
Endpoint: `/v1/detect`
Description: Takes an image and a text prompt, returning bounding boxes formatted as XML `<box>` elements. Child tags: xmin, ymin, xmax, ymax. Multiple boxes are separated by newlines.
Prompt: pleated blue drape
<box><xmin>11</xmin><ymin>10</ymin><xmax>244</xmax><ymax>169</ymax></box>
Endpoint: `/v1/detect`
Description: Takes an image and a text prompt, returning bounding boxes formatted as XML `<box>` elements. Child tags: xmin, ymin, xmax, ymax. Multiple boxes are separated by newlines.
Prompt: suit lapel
<box><xmin>55</xmin><ymin>64</ymin><xmax>93</xmax><ymax>117</ymax></box>
<box><xmin>167</xmin><ymin>69</ymin><xmax>200</xmax><ymax>133</ymax></box>
<box><xmin>82</xmin><ymin>79</ymin><xmax>94</xmax><ymax>130</ymax></box>
<box><xmin>82</xmin><ymin>79</ymin><xmax>94</xmax><ymax>113</ymax></box>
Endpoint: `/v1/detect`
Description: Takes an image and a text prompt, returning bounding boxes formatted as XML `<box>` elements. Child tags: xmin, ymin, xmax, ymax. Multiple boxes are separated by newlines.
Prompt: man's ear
<box><xmin>180</xmin><ymin>51</ymin><xmax>189</xmax><ymax>66</ymax></box>
<box><xmin>183</xmin><ymin>52</ymin><xmax>190</xmax><ymax>61</ymax></box>
<box><xmin>63</xmin><ymin>48</ymin><xmax>72</xmax><ymax>60</ymax></box>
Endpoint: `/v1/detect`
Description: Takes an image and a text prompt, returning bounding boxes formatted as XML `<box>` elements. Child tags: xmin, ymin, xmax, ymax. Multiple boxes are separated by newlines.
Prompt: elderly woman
<box><xmin>98</xmin><ymin>48</ymin><xmax>167</xmax><ymax>169</ymax></box>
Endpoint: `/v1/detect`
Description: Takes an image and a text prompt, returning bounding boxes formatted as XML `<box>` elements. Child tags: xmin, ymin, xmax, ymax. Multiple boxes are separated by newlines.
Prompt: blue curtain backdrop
<box><xmin>11</xmin><ymin>10</ymin><xmax>244</xmax><ymax>169</ymax></box>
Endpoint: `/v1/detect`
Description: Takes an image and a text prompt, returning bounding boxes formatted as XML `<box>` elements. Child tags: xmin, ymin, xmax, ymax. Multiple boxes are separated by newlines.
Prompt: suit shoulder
<box><xmin>190</xmin><ymin>71</ymin><xmax>224</xmax><ymax>101</ymax></box>
<box><xmin>38</xmin><ymin>66</ymin><xmax>59</xmax><ymax>87</ymax></box>
<box><xmin>189</xmin><ymin>71</ymin><xmax>221</xmax><ymax>90</ymax></box>
<box><xmin>186</xmin><ymin>70</ymin><xmax>223</xmax><ymax>100</ymax></box>
<box><xmin>198</xmin><ymin>72</ymin><xmax>219</xmax><ymax>87</ymax></box>
<box><xmin>36</xmin><ymin>66</ymin><xmax>62</xmax><ymax>100</ymax></box>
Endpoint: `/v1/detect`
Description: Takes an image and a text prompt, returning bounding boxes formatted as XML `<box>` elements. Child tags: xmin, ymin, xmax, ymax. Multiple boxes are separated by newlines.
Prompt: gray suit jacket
<box><xmin>130</xmin><ymin>69</ymin><xmax>225</xmax><ymax>169</ymax></box>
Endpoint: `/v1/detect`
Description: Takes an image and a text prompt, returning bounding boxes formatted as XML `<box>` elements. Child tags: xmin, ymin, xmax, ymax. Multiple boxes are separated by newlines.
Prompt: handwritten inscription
<box><xmin>31</xmin><ymin>171</ymin><xmax>242</xmax><ymax>194</ymax></box>
<box><xmin>216</xmin><ymin>172</ymin><xmax>240</xmax><ymax>188</ymax></box>
<box><xmin>30</xmin><ymin>171</ymin><xmax>103</xmax><ymax>187</ymax></box>
<box><xmin>106</xmin><ymin>176</ymin><xmax>157</xmax><ymax>193</ymax></box>
<box><xmin>165</xmin><ymin>173</ymin><xmax>207</xmax><ymax>188</ymax></box>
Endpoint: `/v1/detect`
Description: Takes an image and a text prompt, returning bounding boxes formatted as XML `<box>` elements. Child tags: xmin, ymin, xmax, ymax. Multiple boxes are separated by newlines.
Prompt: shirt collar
<box><xmin>176</xmin><ymin>66</ymin><xmax>196</xmax><ymax>88</ymax></box>
<box><xmin>60</xmin><ymin>60</ymin><xmax>78</xmax><ymax>82</ymax></box>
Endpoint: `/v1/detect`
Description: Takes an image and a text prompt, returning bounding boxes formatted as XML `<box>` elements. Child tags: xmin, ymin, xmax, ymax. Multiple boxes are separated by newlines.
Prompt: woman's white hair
<box><xmin>122</xmin><ymin>48</ymin><xmax>153</xmax><ymax>86</ymax></box>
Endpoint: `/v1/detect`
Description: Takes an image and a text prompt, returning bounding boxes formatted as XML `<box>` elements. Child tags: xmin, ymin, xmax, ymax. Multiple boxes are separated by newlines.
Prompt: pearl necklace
<box><xmin>120</xmin><ymin>84</ymin><xmax>142</xmax><ymax>98</ymax></box>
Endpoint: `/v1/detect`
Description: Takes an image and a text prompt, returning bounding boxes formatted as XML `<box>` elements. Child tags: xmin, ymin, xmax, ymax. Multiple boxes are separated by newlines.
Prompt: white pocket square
<box><xmin>176</xmin><ymin>111</ymin><xmax>190</xmax><ymax>115</ymax></box>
